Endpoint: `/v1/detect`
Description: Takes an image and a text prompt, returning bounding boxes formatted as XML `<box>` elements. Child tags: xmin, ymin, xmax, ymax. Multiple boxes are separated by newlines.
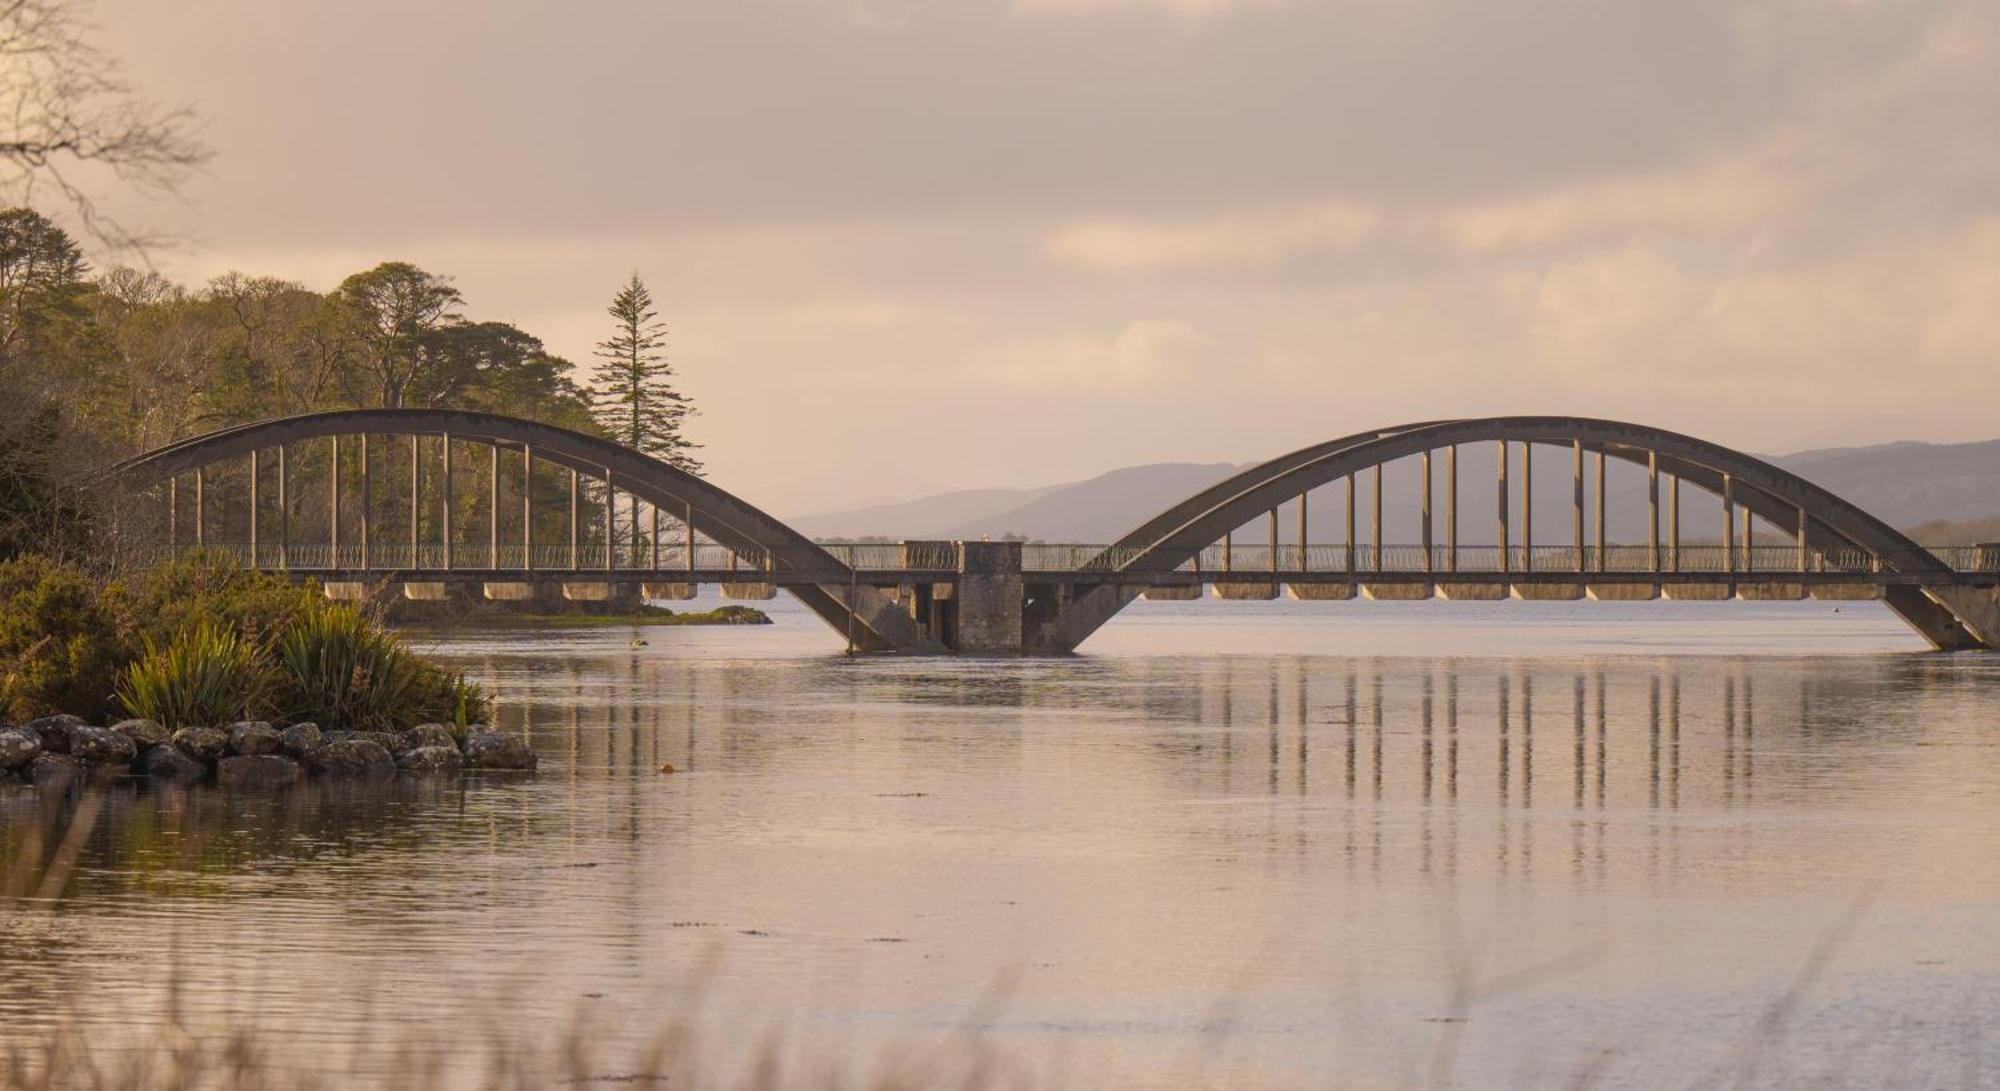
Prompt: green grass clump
<box><xmin>275</xmin><ymin>605</ymin><xmax>423</xmax><ymax>732</ymax></box>
<box><xmin>114</xmin><ymin>622</ymin><xmax>266</xmax><ymax>729</ymax></box>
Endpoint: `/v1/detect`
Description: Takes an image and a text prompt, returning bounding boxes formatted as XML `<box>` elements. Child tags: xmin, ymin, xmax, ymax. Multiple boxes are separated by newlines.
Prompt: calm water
<box><xmin>5</xmin><ymin>595</ymin><xmax>2000</xmax><ymax>1088</ymax></box>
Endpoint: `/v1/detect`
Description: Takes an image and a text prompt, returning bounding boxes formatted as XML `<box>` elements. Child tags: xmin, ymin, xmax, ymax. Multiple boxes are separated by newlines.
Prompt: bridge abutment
<box><xmin>954</xmin><ymin>541</ymin><xmax>1024</xmax><ymax>653</ymax></box>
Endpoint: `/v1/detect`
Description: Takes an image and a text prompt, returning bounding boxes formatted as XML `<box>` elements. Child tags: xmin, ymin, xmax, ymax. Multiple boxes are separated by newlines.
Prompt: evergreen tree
<box><xmin>591</xmin><ymin>273</ymin><xmax>699</xmax><ymax>474</ymax></box>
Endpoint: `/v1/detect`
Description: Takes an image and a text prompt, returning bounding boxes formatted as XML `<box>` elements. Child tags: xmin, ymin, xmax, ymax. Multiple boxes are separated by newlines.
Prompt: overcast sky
<box><xmin>92</xmin><ymin>0</ymin><xmax>2000</xmax><ymax>515</ymax></box>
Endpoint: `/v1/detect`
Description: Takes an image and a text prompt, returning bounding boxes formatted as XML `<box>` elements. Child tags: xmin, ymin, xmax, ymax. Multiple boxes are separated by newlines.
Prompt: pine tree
<box><xmin>591</xmin><ymin>273</ymin><xmax>699</xmax><ymax>474</ymax></box>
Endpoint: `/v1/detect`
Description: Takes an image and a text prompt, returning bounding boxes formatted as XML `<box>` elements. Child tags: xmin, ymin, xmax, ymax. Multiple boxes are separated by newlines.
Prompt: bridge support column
<box><xmin>1912</xmin><ymin>586</ymin><xmax>2000</xmax><ymax>650</ymax></box>
<box><xmin>954</xmin><ymin>540</ymin><xmax>1024</xmax><ymax>653</ymax></box>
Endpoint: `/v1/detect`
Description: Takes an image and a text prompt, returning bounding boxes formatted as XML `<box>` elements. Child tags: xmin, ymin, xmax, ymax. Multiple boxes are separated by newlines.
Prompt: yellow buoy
<box><xmin>659</xmin><ymin>762</ymin><xmax>676</xmax><ymax>774</ymax></box>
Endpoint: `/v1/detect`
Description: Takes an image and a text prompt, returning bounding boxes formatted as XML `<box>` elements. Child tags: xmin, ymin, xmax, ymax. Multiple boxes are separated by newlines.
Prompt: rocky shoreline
<box><xmin>0</xmin><ymin>715</ymin><xmax>536</xmax><ymax>790</ymax></box>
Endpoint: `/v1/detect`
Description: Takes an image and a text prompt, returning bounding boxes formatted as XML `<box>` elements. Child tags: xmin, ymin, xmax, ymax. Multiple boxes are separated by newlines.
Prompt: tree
<box><xmin>0</xmin><ymin>206</ymin><xmax>87</xmax><ymax>375</ymax></box>
<box><xmin>591</xmin><ymin>273</ymin><xmax>698</xmax><ymax>473</ymax></box>
<box><xmin>0</xmin><ymin>0</ymin><xmax>210</xmax><ymax>252</ymax></box>
<box><xmin>330</xmin><ymin>261</ymin><xmax>463</xmax><ymax>409</ymax></box>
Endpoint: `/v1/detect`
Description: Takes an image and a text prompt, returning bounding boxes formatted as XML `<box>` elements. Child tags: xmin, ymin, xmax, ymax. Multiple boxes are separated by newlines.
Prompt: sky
<box><xmin>87</xmin><ymin>0</ymin><xmax>2000</xmax><ymax>517</ymax></box>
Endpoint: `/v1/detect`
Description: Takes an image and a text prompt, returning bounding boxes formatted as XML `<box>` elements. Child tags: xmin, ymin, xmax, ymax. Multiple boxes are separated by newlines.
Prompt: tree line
<box><xmin>0</xmin><ymin>208</ymin><xmax>700</xmax><ymax>563</ymax></box>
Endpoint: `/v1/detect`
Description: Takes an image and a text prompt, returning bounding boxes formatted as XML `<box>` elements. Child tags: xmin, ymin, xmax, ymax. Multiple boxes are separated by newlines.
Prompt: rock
<box><xmin>22</xmin><ymin>714</ymin><xmax>83</xmax><ymax>754</ymax></box>
<box><xmin>277</xmin><ymin>722</ymin><xmax>323</xmax><ymax>759</ymax></box>
<box><xmin>110</xmin><ymin>718</ymin><xmax>172</xmax><ymax>750</ymax></box>
<box><xmin>400</xmin><ymin>723</ymin><xmax>459</xmax><ymax>753</ymax></box>
<box><xmin>69</xmin><ymin>725</ymin><xmax>138</xmax><ymax>766</ymax></box>
<box><xmin>171</xmin><ymin>726</ymin><xmax>230</xmax><ymax>763</ymax></box>
<box><xmin>0</xmin><ymin>729</ymin><xmax>40</xmax><ymax>771</ymax></box>
<box><xmin>306</xmin><ymin>739</ymin><xmax>396</xmax><ymax>778</ymax></box>
<box><xmin>86</xmin><ymin>762</ymin><xmax>131</xmax><ymax>784</ymax></box>
<box><xmin>216</xmin><ymin>754</ymin><xmax>301</xmax><ymax>789</ymax></box>
<box><xmin>140</xmin><ymin>744</ymin><xmax>208</xmax><ymax>781</ymax></box>
<box><xmin>323</xmin><ymin>729</ymin><xmax>403</xmax><ymax>754</ymax></box>
<box><xmin>228</xmin><ymin>721</ymin><xmax>283</xmax><ymax>757</ymax></box>
<box><xmin>396</xmin><ymin>745</ymin><xmax>463</xmax><ymax>776</ymax></box>
<box><xmin>28</xmin><ymin>752</ymin><xmax>80</xmax><ymax>788</ymax></box>
<box><xmin>463</xmin><ymin>727</ymin><xmax>537</xmax><ymax>771</ymax></box>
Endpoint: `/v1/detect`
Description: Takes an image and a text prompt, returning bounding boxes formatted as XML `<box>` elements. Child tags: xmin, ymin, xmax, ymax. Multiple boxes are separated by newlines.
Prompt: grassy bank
<box><xmin>461</xmin><ymin>605</ymin><xmax>773</xmax><ymax>628</ymax></box>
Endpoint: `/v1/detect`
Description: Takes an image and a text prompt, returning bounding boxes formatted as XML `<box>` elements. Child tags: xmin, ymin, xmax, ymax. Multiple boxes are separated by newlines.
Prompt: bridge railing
<box><xmin>146</xmin><ymin>541</ymin><xmax>2000</xmax><ymax>576</ymax></box>
<box><xmin>158</xmin><ymin>542</ymin><xmax>766</xmax><ymax>573</ymax></box>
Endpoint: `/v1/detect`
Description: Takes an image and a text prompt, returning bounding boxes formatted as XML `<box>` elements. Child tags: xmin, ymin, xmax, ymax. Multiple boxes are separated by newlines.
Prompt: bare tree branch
<box><xmin>0</xmin><ymin>0</ymin><xmax>209</xmax><ymax>254</ymax></box>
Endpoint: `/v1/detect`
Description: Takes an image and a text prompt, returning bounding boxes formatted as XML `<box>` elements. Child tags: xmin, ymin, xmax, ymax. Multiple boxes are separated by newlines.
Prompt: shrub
<box><xmin>275</xmin><ymin>604</ymin><xmax>487</xmax><ymax>731</ymax></box>
<box><xmin>107</xmin><ymin>552</ymin><xmax>324</xmax><ymax>654</ymax></box>
<box><xmin>0</xmin><ymin>555</ymin><xmax>125</xmax><ymax>721</ymax></box>
<box><xmin>114</xmin><ymin>621</ymin><xmax>267</xmax><ymax>729</ymax></box>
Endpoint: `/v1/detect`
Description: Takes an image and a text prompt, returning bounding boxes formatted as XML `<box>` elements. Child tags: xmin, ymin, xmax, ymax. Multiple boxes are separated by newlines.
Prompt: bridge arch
<box><xmin>112</xmin><ymin>409</ymin><xmax>936</xmax><ymax>653</ymax></box>
<box><xmin>1044</xmin><ymin>416</ymin><xmax>1985</xmax><ymax>652</ymax></box>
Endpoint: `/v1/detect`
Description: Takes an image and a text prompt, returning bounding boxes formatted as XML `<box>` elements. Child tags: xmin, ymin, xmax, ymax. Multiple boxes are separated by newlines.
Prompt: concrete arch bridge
<box><xmin>114</xmin><ymin>412</ymin><xmax>2000</xmax><ymax>655</ymax></box>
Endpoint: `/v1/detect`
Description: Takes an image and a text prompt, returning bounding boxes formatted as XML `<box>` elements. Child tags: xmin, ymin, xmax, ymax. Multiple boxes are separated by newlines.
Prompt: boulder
<box><xmin>323</xmin><ymin>729</ymin><xmax>403</xmax><ymax>754</ymax></box>
<box><xmin>228</xmin><ymin>721</ymin><xmax>283</xmax><ymax>757</ymax></box>
<box><xmin>22</xmin><ymin>714</ymin><xmax>83</xmax><ymax>754</ymax></box>
<box><xmin>396</xmin><ymin>745</ymin><xmax>464</xmax><ymax>776</ymax></box>
<box><xmin>0</xmin><ymin>729</ymin><xmax>40</xmax><ymax>771</ymax></box>
<box><xmin>216</xmin><ymin>754</ymin><xmax>302</xmax><ymax>789</ymax></box>
<box><xmin>171</xmin><ymin>726</ymin><xmax>230</xmax><ymax>763</ymax></box>
<box><xmin>85</xmin><ymin>762</ymin><xmax>131</xmax><ymax>784</ymax></box>
<box><xmin>463</xmin><ymin>727</ymin><xmax>537</xmax><ymax>771</ymax></box>
<box><xmin>306</xmin><ymin>738</ymin><xmax>396</xmax><ymax>778</ymax></box>
<box><xmin>400</xmin><ymin>723</ymin><xmax>459</xmax><ymax>753</ymax></box>
<box><xmin>28</xmin><ymin>752</ymin><xmax>80</xmax><ymax>788</ymax></box>
<box><xmin>69</xmin><ymin>725</ymin><xmax>138</xmax><ymax>766</ymax></box>
<box><xmin>110</xmin><ymin>718</ymin><xmax>172</xmax><ymax>750</ymax></box>
<box><xmin>277</xmin><ymin>722</ymin><xmax>323</xmax><ymax>759</ymax></box>
<box><xmin>140</xmin><ymin>744</ymin><xmax>209</xmax><ymax>782</ymax></box>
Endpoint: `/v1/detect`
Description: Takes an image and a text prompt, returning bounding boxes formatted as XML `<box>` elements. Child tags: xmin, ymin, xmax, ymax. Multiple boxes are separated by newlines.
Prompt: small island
<box><xmin>0</xmin><ymin>555</ymin><xmax>533</xmax><ymax>790</ymax></box>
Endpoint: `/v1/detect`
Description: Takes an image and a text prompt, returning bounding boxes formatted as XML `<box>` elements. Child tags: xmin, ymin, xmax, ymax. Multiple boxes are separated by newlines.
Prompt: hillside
<box><xmin>787</xmin><ymin>438</ymin><xmax>2000</xmax><ymax>544</ymax></box>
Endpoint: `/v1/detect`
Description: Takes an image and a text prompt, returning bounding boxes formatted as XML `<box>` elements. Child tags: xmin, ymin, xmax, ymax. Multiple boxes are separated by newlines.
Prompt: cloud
<box><xmin>1046</xmin><ymin>203</ymin><xmax>1379</xmax><ymax>271</ymax></box>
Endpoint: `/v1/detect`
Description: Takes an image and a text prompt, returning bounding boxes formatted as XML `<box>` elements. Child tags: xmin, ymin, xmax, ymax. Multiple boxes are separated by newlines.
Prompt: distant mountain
<box><xmin>788</xmin><ymin>485</ymin><xmax>1065</xmax><ymax>540</ymax></box>
<box><xmin>787</xmin><ymin>438</ymin><xmax>2000</xmax><ymax>544</ymax></box>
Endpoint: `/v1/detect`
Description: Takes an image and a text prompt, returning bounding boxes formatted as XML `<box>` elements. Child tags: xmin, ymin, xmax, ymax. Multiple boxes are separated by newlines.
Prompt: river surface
<box><xmin>4</xmin><ymin>595</ymin><xmax>2000</xmax><ymax>1088</ymax></box>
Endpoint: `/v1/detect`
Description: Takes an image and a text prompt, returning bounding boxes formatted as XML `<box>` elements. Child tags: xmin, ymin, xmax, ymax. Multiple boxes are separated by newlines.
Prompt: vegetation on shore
<box><xmin>0</xmin><ymin>554</ymin><xmax>485</xmax><ymax>729</ymax></box>
<box><xmin>442</xmin><ymin>604</ymin><xmax>773</xmax><ymax>628</ymax></box>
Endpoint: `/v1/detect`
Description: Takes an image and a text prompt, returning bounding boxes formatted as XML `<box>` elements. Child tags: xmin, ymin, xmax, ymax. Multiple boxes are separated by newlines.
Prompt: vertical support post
<box><xmin>569</xmin><ymin>467</ymin><xmax>579</xmax><ymax>569</ymax></box>
<box><xmin>1297</xmin><ymin>489</ymin><xmax>1309</xmax><ymax>572</ymax></box>
<box><xmin>360</xmin><ymin>434</ymin><xmax>371</xmax><ymax>571</ymax></box>
<box><xmin>1644</xmin><ymin>451</ymin><xmax>1658</xmax><ymax>573</ymax></box>
<box><xmin>1592</xmin><ymin>445</ymin><xmax>1608</xmax><ymax>571</ymax></box>
<box><xmin>651</xmin><ymin>502</ymin><xmax>661</xmax><ymax>571</ymax></box>
<box><xmin>1722</xmin><ymin>474</ymin><xmax>1736</xmax><ymax>574</ymax></box>
<box><xmin>489</xmin><ymin>442</ymin><xmax>499</xmax><ymax>570</ymax></box>
<box><xmin>196</xmin><ymin>465</ymin><xmax>206</xmax><ymax>548</ymax></box>
<box><xmin>1222</xmin><ymin>529</ymin><xmax>1232</xmax><ymax>572</ymax></box>
<box><xmin>441</xmin><ymin>433</ymin><xmax>453</xmax><ymax>571</ymax></box>
<box><xmin>1796</xmin><ymin>504</ymin><xmax>1809</xmax><ymax>572</ymax></box>
<box><xmin>685</xmin><ymin>500</ymin><xmax>696</xmax><ymax>575</ymax></box>
<box><xmin>330</xmin><ymin>435</ymin><xmax>341</xmax><ymax>568</ymax></box>
<box><xmin>522</xmin><ymin>445</ymin><xmax>534</xmax><ymax>572</ymax></box>
<box><xmin>277</xmin><ymin>443</ymin><xmax>288</xmax><ymax>569</ymax></box>
<box><xmin>249</xmin><ymin>449</ymin><xmax>260</xmax><ymax>567</ymax></box>
<box><xmin>1496</xmin><ymin>441</ymin><xmax>1509</xmax><ymax>574</ymax></box>
<box><xmin>1447</xmin><ymin>444</ymin><xmax>1459</xmax><ymax>573</ymax></box>
<box><xmin>1344</xmin><ymin>473</ymin><xmax>1356</xmax><ymax>574</ymax></box>
<box><xmin>1371</xmin><ymin>463</ymin><xmax>1383</xmax><ymax>573</ymax></box>
<box><xmin>1742</xmin><ymin>505</ymin><xmax>1754</xmax><ymax>573</ymax></box>
<box><xmin>1669</xmin><ymin>474</ymin><xmax>1681</xmax><ymax>572</ymax></box>
<box><xmin>410</xmin><ymin>434</ymin><xmax>420</xmax><ymax>569</ymax></box>
<box><xmin>1523</xmin><ymin>442</ymin><xmax>1534</xmax><ymax>572</ymax></box>
<box><xmin>602</xmin><ymin>469</ymin><xmax>614</xmax><ymax>571</ymax></box>
<box><xmin>1266</xmin><ymin>507</ymin><xmax>1278</xmax><ymax>585</ymax></box>
<box><xmin>1421</xmin><ymin>449</ymin><xmax>1434</xmax><ymax>574</ymax></box>
<box><xmin>1571</xmin><ymin>440</ymin><xmax>1584</xmax><ymax>573</ymax></box>
<box><xmin>169</xmin><ymin>475</ymin><xmax>179</xmax><ymax>552</ymax></box>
